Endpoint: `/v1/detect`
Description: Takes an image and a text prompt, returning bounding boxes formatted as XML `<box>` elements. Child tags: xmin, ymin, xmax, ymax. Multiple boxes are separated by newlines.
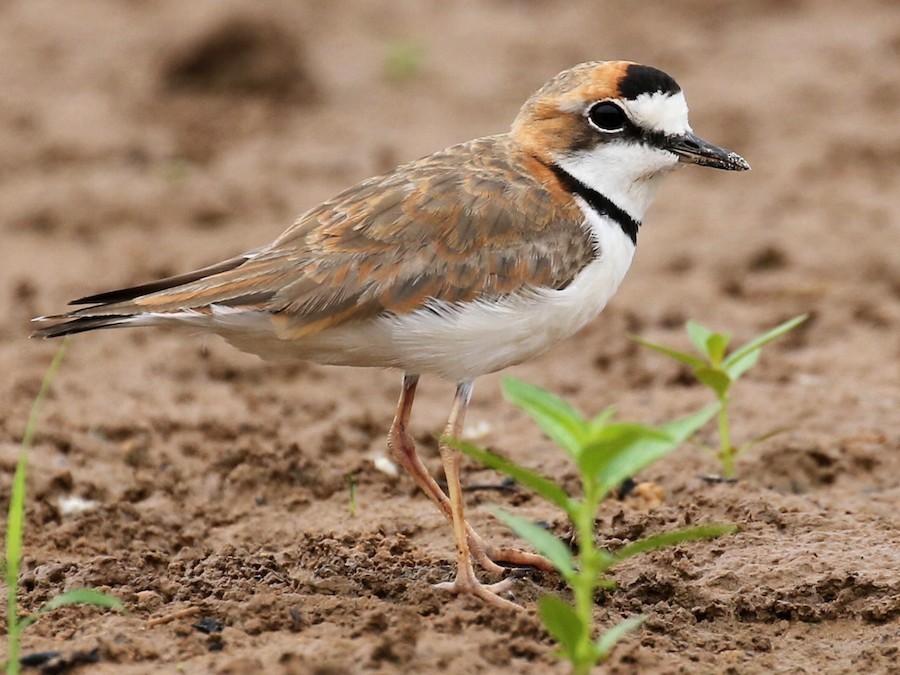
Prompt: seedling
<box><xmin>3</xmin><ymin>343</ymin><xmax>124</xmax><ymax>675</ymax></box>
<box><xmin>451</xmin><ymin>379</ymin><xmax>735</xmax><ymax>674</ymax></box>
<box><xmin>632</xmin><ymin>315</ymin><xmax>807</xmax><ymax>478</ymax></box>
<box><xmin>384</xmin><ymin>40</ymin><xmax>424</xmax><ymax>83</ymax></box>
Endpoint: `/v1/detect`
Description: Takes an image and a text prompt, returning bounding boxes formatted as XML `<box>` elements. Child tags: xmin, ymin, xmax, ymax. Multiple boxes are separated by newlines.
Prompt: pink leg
<box><xmin>388</xmin><ymin>375</ymin><xmax>507</xmax><ymax>576</ymax></box>
<box><xmin>431</xmin><ymin>380</ymin><xmax>524</xmax><ymax>610</ymax></box>
<box><xmin>387</xmin><ymin>374</ymin><xmax>555</xmax><ymax>589</ymax></box>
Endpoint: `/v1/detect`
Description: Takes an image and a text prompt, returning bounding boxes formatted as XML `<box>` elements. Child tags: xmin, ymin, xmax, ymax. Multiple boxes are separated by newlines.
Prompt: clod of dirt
<box><xmin>161</xmin><ymin>18</ymin><xmax>317</xmax><ymax>102</ymax></box>
<box><xmin>368</xmin><ymin>608</ymin><xmax>420</xmax><ymax>666</ymax></box>
<box><xmin>747</xmin><ymin>244</ymin><xmax>790</xmax><ymax>272</ymax></box>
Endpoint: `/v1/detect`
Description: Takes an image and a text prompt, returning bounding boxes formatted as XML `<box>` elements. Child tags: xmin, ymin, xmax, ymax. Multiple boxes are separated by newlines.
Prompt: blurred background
<box><xmin>0</xmin><ymin>2</ymin><xmax>898</xmax><ymax>672</ymax></box>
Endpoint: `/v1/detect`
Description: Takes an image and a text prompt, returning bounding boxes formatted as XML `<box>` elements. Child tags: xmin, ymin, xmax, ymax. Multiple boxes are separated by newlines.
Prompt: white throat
<box><xmin>553</xmin><ymin>143</ymin><xmax>680</xmax><ymax>222</ymax></box>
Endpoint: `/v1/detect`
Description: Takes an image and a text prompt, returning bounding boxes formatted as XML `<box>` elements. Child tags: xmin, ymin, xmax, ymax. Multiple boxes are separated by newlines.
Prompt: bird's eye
<box><xmin>587</xmin><ymin>102</ymin><xmax>627</xmax><ymax>133</ymax></box>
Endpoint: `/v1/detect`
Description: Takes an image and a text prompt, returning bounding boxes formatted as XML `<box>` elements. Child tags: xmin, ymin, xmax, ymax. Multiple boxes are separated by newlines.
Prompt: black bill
<box><xmin>667</xmin><ymin>132</ymin><xmax>750</xmax><ymax>171</ymax></box>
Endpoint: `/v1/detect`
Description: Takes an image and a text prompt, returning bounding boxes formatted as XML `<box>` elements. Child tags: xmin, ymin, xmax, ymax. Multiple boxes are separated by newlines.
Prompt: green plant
<box><xmin>451</xmin><ymin>379</ymin><xmax>735</xmax><ymax>674</ymax></box>
<box><xmin>3</xmin><ymin>343</ymin><xmax>123</xmax><ymax>675</ymax></box>
<box><xmin>384</xmin><ymin>40</ymin><xmax>424</xmax><ymax>82</ymax></box>
<box><xmin>632</xmin><ymin>314</ymin><xmax>807</xmax><ymax>478</ymax></box>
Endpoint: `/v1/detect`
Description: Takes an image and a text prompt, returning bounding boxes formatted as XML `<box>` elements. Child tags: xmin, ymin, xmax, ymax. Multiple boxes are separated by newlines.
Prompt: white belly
<box><xmin>219</xmin><ymin>211</ymin><xmax>636</xmax><ymax>380</ymax></box>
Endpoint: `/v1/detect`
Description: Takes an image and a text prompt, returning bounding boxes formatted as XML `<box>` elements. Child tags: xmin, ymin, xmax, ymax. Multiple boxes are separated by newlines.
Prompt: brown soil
<box><xmin>2</xmin><ymin>1</ymin><xmax>899</xmax><ymax>673</ymax></box>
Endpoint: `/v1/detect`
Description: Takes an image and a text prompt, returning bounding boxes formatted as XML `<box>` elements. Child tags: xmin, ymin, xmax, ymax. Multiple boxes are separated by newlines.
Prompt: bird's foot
<box><xmin>433</xmin><ymin>567</ymin><xmax>524</xmax><ymax>611</ymax></box>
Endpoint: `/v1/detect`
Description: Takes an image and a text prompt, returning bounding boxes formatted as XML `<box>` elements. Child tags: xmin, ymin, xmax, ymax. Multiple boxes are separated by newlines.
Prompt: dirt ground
<box><xmin>1</xmin><ymin>0</ymin><xmax>898</xmax><ymax>673</ymax></box>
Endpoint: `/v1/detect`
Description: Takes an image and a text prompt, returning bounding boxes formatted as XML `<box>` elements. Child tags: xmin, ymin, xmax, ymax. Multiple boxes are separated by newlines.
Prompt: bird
<box><xmin>33</xmin><ymin>61</ymin><xmax>749</xmax><ymax>609</ymax></box>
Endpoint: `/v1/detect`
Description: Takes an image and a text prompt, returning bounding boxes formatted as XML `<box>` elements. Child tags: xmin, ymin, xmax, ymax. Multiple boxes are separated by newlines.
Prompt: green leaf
<box><xmin>722</xmin><ymin>314</ymin><xmax>807</xmax><ymax>372</ymax></box>
<box><xmin>449</xmin><ymin>438</ymin><xmax>572</xmax><ymax>513</ymax></box>
<box><xmin>7</xmin><ymin>341</ymin><xmax>68</xmax><ymax>667</ymax></box>
<box><xmin>578</xmin><ymin>424</ymin><xmax>670</xmax><ymax>485</ymax></box>
<box><xmin>630</xmin><ymin>336</ymin><xmax>706</xmax><ymax>369</ymax></box>
<box><xmin>590</xmin><ymin>407</ymin><xmax>718</xmax><ymax>494</ymax></box>
<box><xmin>587</xmin><ymin>406</ymin><xmax>617</xmax><ymax>436</ymax></box>
<box><xmin>686</xmin><ymin>320</ymin><xmax>715</xmax><ymax>358</ymax></box>
<box><xmin>736</xmin><ymin>426</ymin><xmax>789</xmax><ymax>455</ymax></box>
<box><xmin>723</xmin><ymin>348</ymin><xmax>760</xmax><ymax>381</ymax></box>
<box><xmin>613</xmin><ymin>524</ymin><xmax>737</xmax><ymax>562</ymax></box>
<box><xmin>39</xmin><ymin>589</ymin><xmax>124</xmax><ymax>614</ymax></box>
<box><xmin>584</xmin><ymin>546</ymin><xmax>616</xmax><ymax>570</ymax></box>
<box><xmin>17</xmin><ymin>614</ymin><xmax>37</xmax><ymax>632</ymax></box>
<box><xmin>538</xmin><ymin>595</ymin><xmax>583</xmax><ymax>661</ymax></box>
<box><xmin>659</xmin><ymin>405</ymin><xmax>719</xmax><ymax>446</ymax></box>
<box><xmin>705</xmin><ymin>332</ymin><xmax>731</xmax><ymax>366</ymax></box>
<box><xmin>6</xmin><ymin>446</ymin><xmax>27</xmax><ymax>591</ymax></box>
<box><xmin>595</xmin><ymin>615</ymin><xmax>645</xmax><ymax>660</ymax></box>
<box><xmin>501</xmin><ymin>378</ymin><xmax>587</xmax><ymax>458</ymax></box>
<box><xmin>19</xmin><ymin>589</ymin><xmax>124</xmax><ymax>631</ymax></box>
<box><xmin>384</xmin><ymin>40</ymin><xmax>424</xmax><ymax>82</ymax></box>
<box><xmin>693</xmin><ymin>367</ymin><xmax>732</xmax><ymax>399</ymax></box>
<box><xmin>596</xmin><ymin>576</ymin><xmax>618</xmax><ymax>591</ymax></box>
<box><xmin>8</xmin><ymin>344</ymin><xmax>68</xmax><ymax>588</ymax></box>
<box><xmin>489</xmin><ymin>508</ymin><xmax>575</xmax><ymax>579</ymax></box>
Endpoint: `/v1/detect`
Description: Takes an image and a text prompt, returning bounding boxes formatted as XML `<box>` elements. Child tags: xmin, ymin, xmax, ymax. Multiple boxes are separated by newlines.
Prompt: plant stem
<box><xmin>6</xmin><ymin>459</ymin><xmax>24</xmax><ymax>675</ymax></box>
<box><xmin>5</xmin><ymin>342</ymin><xmax>68</xmax><ymax>675</ymax></box>
<box><xmin>717</xmin><ymin>396</ymin><xmax>734</xmax><ymax>478</ymax></box>
<box><xmin>571</xmin><ymin>490</ymin><xmax>602</xmax><ymax>674</ymax></box>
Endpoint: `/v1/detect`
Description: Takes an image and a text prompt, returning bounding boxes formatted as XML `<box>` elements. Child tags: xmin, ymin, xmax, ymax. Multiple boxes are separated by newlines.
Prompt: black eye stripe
<box><xmin>643</xmin><ymin>129</ymin><xmax>669</xmax><ymax>149</ymax></box>
<box><xmin>584</xmin><ymin>102</ymin><xmax>672</xmax><ymax>150</ymax></box>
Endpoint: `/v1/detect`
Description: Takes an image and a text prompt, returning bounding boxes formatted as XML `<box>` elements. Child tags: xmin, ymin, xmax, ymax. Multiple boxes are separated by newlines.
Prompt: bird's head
<box><xmin>512</xmin><ymin>61</ymin><xmax>749</xmax><ymax>219</ymax></box>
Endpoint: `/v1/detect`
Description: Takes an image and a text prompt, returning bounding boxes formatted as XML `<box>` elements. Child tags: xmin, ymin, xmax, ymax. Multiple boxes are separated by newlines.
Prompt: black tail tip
<box><xmin>30</xmin><ymin>316</ymin><xmax>132</xmax><ymax>339</ymax></box>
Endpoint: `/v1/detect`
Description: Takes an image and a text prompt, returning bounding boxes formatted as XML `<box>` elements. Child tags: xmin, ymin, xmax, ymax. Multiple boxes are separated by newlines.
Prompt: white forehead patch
<box><xmin>625</xmin><ymin>90</ymin><xmax>691</xmax><ymax>136</ymax></box>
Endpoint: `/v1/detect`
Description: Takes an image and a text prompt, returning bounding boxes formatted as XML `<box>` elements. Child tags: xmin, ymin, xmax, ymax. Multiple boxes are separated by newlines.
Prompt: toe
<box><xmin>433</xmin><ymin>574</ymin><xmax>524</xmax><ymax>611</ymax></box>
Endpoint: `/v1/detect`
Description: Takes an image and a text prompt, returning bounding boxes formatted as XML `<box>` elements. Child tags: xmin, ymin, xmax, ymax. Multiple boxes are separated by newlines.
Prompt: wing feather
<box><xmin>34</xmin><ymin>134</ymin><xmax>596</xmax><ymax>340</ymax></box>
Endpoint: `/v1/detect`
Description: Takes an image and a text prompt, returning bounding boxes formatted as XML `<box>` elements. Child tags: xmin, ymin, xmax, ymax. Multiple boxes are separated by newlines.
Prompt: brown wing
<box><xmin>41</xmin><ymin>135</ymin><xmax>595</xmax><ymax>340</ymax></box>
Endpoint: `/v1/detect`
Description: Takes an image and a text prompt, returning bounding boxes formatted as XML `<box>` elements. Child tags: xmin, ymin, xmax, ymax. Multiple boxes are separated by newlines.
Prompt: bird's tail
<box><xmin>30</xmin><ymin>253</ymin><xmax>257</xmax><ymax>339</ymax></box>
<box><xmin>31</xmin><ymin>315</ymin><xmax>138</xmax><ymax>339</ymax></box>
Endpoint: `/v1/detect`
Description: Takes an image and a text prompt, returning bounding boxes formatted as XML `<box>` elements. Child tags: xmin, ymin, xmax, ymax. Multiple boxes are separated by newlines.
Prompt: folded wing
<box><xmin>33</xmin><ymin>136</ymin><xmax>595</xmax><ymax>340</ymax></box>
